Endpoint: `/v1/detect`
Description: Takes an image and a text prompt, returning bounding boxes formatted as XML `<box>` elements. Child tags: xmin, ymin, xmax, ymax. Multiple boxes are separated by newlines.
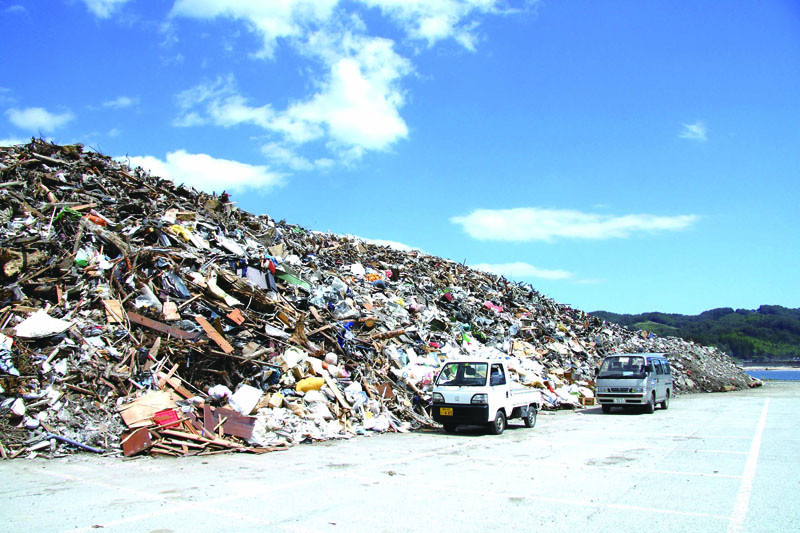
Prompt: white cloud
<box><xmin>125</xmin><ymin>150</ymin><xmax>286</xmax><ymax>195</ymax></box>
<box><xmin>472</xmin><ymin>261</ymin><xmax>573</xmax><ymax>280</ymax></box>
<box><xmin>287</xmin><ymin>31</ymin><xmax>411</xmax><ymax>151</ymax></box>
<box><xmin>168</xmin><ymin>1</ymin><xmax>521</xmax><ymax>165</ymax></box>
<box><xmin>6</xmin><ymin>107</ymin><xmax>74</xmax><ymax>132</ymax></box>
<box><xmin>4</xmin><ymin>5</ymin><xmax>27</xmax><ymax>15</ymax></box>
<box><xmin>0</xmin><ymin>136</ymin><xmax>28</xmax><ymax>146</ymax></box>
<box><xmin>170</xmin><ymin>0</ymin><xmax>339</xmax><ymax>59</ymax></box>
<box><xmin>451</xmin><ymin>207</ymin><xmax>699</xmax><ymax>242</ymax></box>
<box><xmin>102</xmin><ymin>96</ymin><xmax>138</xmax><ymax>109</ymax></box>
<box><xmin>360</xmin><ymin>237</ymin><xmax>420</xmax><ymax>252</ymax></box>
<box><xmin>82</xmin><ymin>0</ymin><xmax>132</xmax><ymax>19</ymax></box>
<box><xmin>679</xmin><ymin>121</ymin><xmax>707</xmax><ymax>142</ymax></box>
<box><xmin>176</xmin><ymin>33</ymin><xmax>411</xmax><ymax>161</ymax></box>
<box><xmin>0</xmin><ymin>87</ymin><xmax>13</xmax><ymax>106</ymax></box>
<box><xmin>356</xmin><ymin>0</ymin><xmax>508</xmax><ymax>50</ymax></box>
<box><xmin>261</xmin><ymin>142</ymin><xmax>314</xmax><ymax>171</ymax></box>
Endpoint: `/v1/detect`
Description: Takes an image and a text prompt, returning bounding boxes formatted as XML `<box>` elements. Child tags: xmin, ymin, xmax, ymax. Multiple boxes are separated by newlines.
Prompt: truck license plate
<box><xmin>440</xmin><ymin>407</ymin><xmax>453</xmax><ymax>416</ymax></box>
<box><xmin>613</xmin><ymin>398</ymin><xmax>625</xmax><ymax>404</ymax></box>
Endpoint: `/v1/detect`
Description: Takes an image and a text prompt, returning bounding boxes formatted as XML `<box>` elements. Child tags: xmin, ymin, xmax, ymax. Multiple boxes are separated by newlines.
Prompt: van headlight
<box><xmin>432</xmin><ymin>393</ymin><xmax>444</xmax><ymax>404</ymax></box>
<box><xmin>630</xmin><ymin>387</ymin><xmax>644</xmax><ymax>393</ymax></box>
<box><xmin>597</xmin><ymin>387</ymin><xmax>607</xmax><ymax>393</ymax></box>
<box><xmin>471</xmin><ymin>394</ymin><xmax>488</xmax><ymax>405</ymax></box>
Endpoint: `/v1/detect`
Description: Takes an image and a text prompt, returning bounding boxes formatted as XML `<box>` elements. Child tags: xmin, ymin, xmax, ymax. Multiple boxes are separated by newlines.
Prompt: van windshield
<box><xmin>436</xmin><ymin>362</ymin><xmax>488</xmax><ymax>386</ymax></box>
<box><xmin>598</xmin><ymin>356</ymin><xmax>646</xmax><ymax>379</ymax></box>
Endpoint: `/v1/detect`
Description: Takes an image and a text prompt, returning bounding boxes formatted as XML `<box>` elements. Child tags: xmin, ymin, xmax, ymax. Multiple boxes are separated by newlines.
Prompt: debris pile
<box><xmin>0</xmin><ymin>140</ymin><xmax>757</xmax><ymax>459</ymax></box>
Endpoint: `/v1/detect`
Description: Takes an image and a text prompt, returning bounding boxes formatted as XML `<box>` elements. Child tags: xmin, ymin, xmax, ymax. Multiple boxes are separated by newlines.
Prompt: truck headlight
<box><xmin>432</xmin><ymin>393</ymin><xmax>444</xmax><ymax>404</ymax></box>
<box><xmin>471</xmin><ymin>394</ymin><xmax>488</xmax><ymax>405</ymax></box>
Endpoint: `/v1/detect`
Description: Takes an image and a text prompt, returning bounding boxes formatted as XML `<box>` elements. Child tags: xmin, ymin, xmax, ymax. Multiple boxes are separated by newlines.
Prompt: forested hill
<box><xmin>590</xmin><ymin>305</ymin><xmax>800</xmax><ymax>362</ymax></box>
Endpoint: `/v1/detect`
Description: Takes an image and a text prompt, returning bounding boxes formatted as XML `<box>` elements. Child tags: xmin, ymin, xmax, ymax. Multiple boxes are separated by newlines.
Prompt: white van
<box><xmin>595</xmin><ymin>352</ymin><xmax>673</xmax><ymax>414</ymax></box>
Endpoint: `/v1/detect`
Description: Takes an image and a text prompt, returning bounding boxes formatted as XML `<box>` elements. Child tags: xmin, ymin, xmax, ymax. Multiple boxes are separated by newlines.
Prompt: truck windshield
<box><xmin>436</xmin><ymin>362</ymin><xmax>488</xmax><ymax>386</ymax></box>
<box><xmin>598</xmin><ymin>356</ymin><xmax>646</xmax><ymax>379</ymax></box>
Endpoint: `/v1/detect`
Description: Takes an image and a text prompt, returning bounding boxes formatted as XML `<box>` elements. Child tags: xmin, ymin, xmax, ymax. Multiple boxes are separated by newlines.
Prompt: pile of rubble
<box><xmin>0</xmin><ymin>140</ymin><xmax>757</xmax><ymax>459</ymax></box>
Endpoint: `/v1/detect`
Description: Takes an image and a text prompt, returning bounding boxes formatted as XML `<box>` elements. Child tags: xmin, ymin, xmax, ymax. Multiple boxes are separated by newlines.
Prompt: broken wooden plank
<box><xmin>117</xmin><ymin>390</ymin><xmax>178</xmax><ymax>428</ymax></box>
<box><xmin>321</xmin><ymin>368</ymin><xmax>351</xmax><ymax>410</ymax></box>
<box><xmin>162</xmin><ymin>301</ymin><xmax>181</xmax><ymax>321</ymax></box>
<box><xmin>160</xmin><ymin>428</ymin><xmax>242</xmax><ymax>448</ymax></box>
<box><xmin>226</xmin><ymin>308</ymin><xmax>245</xmax><ymax>325</ymax></box>
<box><xmin>203</xmin><ymin>405</ymin><xmax>255</xmax><ymax>440</ymax></box>
<box><xmin>195</xmin><ymin>315</ymin><xmax>234</xmax><ymax>354</ymax></box>
<box><xmin>120</xmin><ymin>428</ymin><xmax>153</xmax><ymax>457</ymax></box>
<box><xmin>126</xmin><ymin>311</ymin><xmax>200</xmax><ymax>340</ymax></box>
<box><xmin>102</xmin><ymin>299</ymin><xmax>125</xmax><ymax>324</ymax></box>
<box><xmin>155</xmin><ymin>370</ymin><xmax>195</xmax><ymax>400</ymax></box>
<box><xmin>158</xmin><ymin>363</ymin><xmax>179</xmax><ymax>390</ymax></box>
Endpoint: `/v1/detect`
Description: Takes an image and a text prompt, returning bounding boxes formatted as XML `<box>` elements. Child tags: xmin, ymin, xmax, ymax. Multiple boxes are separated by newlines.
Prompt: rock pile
<box><xmin>0</xmin><ymin>140</ymin><xmax>757</xmax><ymax>459</ymax></box>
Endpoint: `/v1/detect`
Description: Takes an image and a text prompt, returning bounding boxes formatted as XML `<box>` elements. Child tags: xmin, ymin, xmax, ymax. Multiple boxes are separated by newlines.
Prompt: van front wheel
<box><xmin>643</xmin><ymin>393</ymin><xmax>655</xmax><ymax>414</ymax></box>
<box><xmin>660</xmin><ymin>391</ymin><xmax>670</xmax><ymax>410</ymax></box>
<box><xmin>489</xmin><ymin>411</ymin><xmax>506</xmax><ymax>435</ymax></box>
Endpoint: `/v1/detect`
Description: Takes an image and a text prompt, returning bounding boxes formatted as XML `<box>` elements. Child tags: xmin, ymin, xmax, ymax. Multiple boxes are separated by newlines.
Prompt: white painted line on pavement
<box><xmin>727</xmin><ymin>398</ymin><xmax>770</xmax><ymax>533</ymax></box>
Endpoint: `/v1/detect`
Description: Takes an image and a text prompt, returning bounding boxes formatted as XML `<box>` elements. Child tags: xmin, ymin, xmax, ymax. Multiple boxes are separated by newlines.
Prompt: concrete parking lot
<box><xmin>2</xmin><ymin>381</ymin><xmax>798</xmax><ymax>533</ymax></box>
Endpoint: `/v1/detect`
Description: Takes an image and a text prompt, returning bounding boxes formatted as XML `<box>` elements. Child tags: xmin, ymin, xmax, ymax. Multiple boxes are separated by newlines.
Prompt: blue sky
<box><xmin>2</xmin><ymin>1</ymin><xmax>798</xmax><ymax>314</ymax></box>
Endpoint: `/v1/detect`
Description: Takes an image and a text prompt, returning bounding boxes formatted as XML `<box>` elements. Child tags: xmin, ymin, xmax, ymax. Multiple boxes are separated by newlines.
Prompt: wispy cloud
<box><xmin>472</xmin><ymin>261</ymin><xmax>573</xmax><ymax>280</ymax></box>
<box><xmin>101</xmin><ymin>96</ymin><xmax>139</xmax><ymax>110</ymax></box>
<box><xmin>0</xmin><ymin>136</ymin><xmax>28</xmax><ymax>146</ymax></box>
<box><xmin>359</xmin><ymin>237</ymin><xmax>421</xmax><ymax>252</ymax></box>
<box><xmin>4</xmin><ymin>5</ymin><xmax>27</xmax><ymax>15</ymax></box>
<box><xmin>679</xmin><ymin>121</ymin><xmax>707</xmax><ymax>142</ymax></box>
<box><xmin>6</xmin><ymin>107</ymin><xmax>74</xmax><ymax>132</ymax></box>
<box><xmin>81</xmin><ymin>0</ymin><xmax>132</xmax><ymax>19</ymax></box>
<box><xmin>175</xmin><ymin>31</ymin><xmax>412</xmax><ymax>165</ymax></box>
<box><xmin>0</xmin><ymin>87</ymin><xmax>15</xmax><ymax>106</ymax></box>
<box><xmin>261</xmin><ymin>142</ymin><xmax>335</xmax><ymax>171</ymax></box>
<box><xmin>356</xmin><ymin>0</ymin><xmax>518</xmax><ymax>50</ymax></box>
<box><xmin>170</xmin><ymin>0</ymin><xmax>338</xmax><ymax>59</ymax></box>
<box><xmin>168</xmin><ymin>1</ymin><xmax>522</xmax><ymax>168</ymax></box>
<box><xmin>125</xmin><ymin>150</ymin><xmax>286</xmax><ymax>195</ymax></box>
<box><xmin>451</xmin><ymin>207</ymin><xmax>699</xmax><ymax>242</ymax></box>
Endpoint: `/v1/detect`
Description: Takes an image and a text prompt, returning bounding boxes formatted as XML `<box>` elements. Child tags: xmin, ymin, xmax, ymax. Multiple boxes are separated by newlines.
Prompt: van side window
<box><xmin>654</xmin><ymin>360</ymin><xmax>663</xmax><ymax>375</ymax></box>
<box><xmin>664</xmin><ymin>361</ymin><xmax>671</xmax><ymax>375</ymax></box>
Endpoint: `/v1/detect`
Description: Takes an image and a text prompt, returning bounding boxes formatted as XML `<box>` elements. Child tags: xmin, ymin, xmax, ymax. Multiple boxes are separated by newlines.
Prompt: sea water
<box><xmin>745</xmin><ymin>369</ymin><xmax>800</xmax><ymax>381</ymax></box>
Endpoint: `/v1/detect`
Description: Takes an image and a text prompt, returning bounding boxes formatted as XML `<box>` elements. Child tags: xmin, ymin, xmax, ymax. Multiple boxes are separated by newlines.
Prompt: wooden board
<box><xmin>227</xmin><ymin>308</ymin><xmax>245</xmax><ymax>325</ymax></box>
<box><xmin>118</xmin><ymin>391</ymin><xmax>178</xmax><ymax>428</ymax></box>
<box><xmin>321</xmin><ymin>368</ymin><xmax>351</xmax><ymax>410</ymax></box>
<box><xmin>127</xmin><ymin>311</ymin><xmax>201</xmax><ymax>340</ymax></box>
<box><xmin>203</xmin><ymin>405</ymin><xmax>255</xmax><ymax>440</ymax></box>
<box><xmin>102</xmin><ymin>300</ymin><xmax>125</xmax><ymax>324</ymax></box>
<box><xmin>196</xmin><ymin>316</ymin><xmax>234</xmax><ymax>354</ymax></box>
<box><xmin>155</xmin><ymin>371</ymin><xmax>195</xmax><ymax>400</ymax></box>
<box><xmin>120</xmin><ymin>428</ymin><xmax>153</xmax><ymax>457</ymax></box>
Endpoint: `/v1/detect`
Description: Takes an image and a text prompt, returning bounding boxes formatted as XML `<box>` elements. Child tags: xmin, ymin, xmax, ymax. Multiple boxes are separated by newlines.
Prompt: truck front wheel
<box><xmin>523</xmin><ymin>407</ymin><xmax>537</xmax><ymax>428</ymax></box>
<box><xmin>489</xmin><ymin>410</ymin><xmax>506</xmax><ymax>435</ymax></box>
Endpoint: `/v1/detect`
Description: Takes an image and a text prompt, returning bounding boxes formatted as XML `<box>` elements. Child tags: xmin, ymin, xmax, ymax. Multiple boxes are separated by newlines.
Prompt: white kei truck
<box><xmin>431</xmin><ymin>359</ymin><xmax>542</xmax><ymax>435</ymax></box>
